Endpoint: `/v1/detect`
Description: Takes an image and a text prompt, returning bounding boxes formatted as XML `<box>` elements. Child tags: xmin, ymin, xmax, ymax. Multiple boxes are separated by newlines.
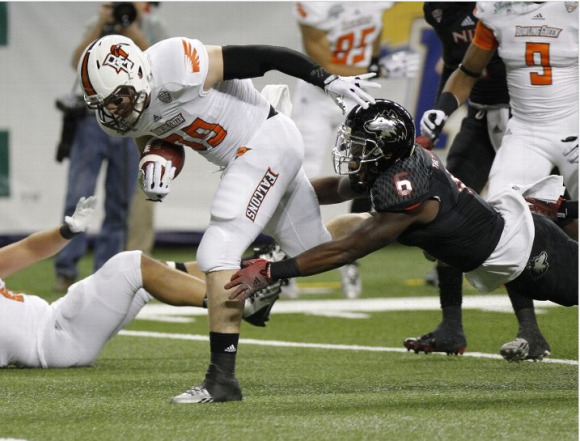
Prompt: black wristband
<box><xmin>459</xmin><ymin>63</ymin><xmax>481</xmax><ymax>78</ymax></box>
<box><xmin>59</xmin><ymin>223</ymin><xmax>79</xmax><ymax>239</ymax></box>
<box><xmin>270</xmin><ymin>258</ymin><xmax>301</xmax><ymax>281</ymax></box>
<box><xmin>434</xmin><ymin>91</ymin><xmax>459</xmax><ymax>116</ymax></box>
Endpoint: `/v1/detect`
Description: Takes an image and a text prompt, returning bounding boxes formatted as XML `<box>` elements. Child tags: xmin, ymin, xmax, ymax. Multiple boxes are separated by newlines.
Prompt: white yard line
<box><xmin>136</xmin><ymin>295</ymin><xmax>564</xmax><ymax>323</ymax></box>
<box><xmin>118</xmin><ymin>330</ymin><xmax>578</xmax><ymax>366</ymax></box>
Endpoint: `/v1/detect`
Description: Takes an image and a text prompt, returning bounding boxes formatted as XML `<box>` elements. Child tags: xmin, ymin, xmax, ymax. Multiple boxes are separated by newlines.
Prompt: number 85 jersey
<box><xmin>100</xmin><ymin>37</ymin><xmax>271</xmax><ymax>167</ymax></box>
<box><xmin>294</xmin><ymin>2</ymin><xmax>392</xmax><ymax>67</ymax></box>
<box><xmin>473</xmin><ymin>2</ymin><xmax>579</xmax><ymax>123</ymax></box>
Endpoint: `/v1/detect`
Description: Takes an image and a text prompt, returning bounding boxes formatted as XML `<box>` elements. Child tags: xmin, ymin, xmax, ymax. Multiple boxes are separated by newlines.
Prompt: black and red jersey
<box><xmin>370</xmin><ymin>146</ymin><xmax>505</xmax><ymax>272</ymax></box>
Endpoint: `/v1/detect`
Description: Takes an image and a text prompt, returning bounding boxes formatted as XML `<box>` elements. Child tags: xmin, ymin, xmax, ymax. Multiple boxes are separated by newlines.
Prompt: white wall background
<box><xmin>0</xmin><ymin>2</ymin><xmax>431</xmax><ymax>235</ymax></box>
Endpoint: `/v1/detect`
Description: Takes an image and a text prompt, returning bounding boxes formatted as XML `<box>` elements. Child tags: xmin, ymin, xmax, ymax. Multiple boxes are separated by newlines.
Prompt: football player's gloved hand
<box><xmin>562</xmin><ymin>136</ymin><xmax>578</xmax><ymax>164</ymax></box>
<box><xmin>420</xmin><ymin>109</ymin><xmax>448</xmax><ymax>141</ymax></box>
<box><xmin>324</xmin><ymin>73</ymin><xmax>380</xmax><ymax>114</ymax></box>
<box><xmin>140</xmin><ymin>160</ymin><xmax>176</xmax><ymax>202</ymax></box>
<box><xmin>379</xmin><ymin>50</ymin><xmax>420</xmax><ymax>78</ymax></box>
<box><xmin>225</xmin><ymin>258</ymin><xmax>273</xmax><ymax>301</ymax></box>
<box><xmin>65</xmin><ymin>196</ymin><xmax>98</xmax><ymax>234</ymax></box>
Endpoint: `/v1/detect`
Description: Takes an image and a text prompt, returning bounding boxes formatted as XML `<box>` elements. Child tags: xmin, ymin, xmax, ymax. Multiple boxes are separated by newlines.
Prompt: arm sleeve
<box><xmin>222</xmin><ymin>45</ymin><xmax>331</xmax><ymax>89</ymax></box>
<box><xmin>472</xmin><ymin>21</ymin><xmax>498</xmax><ymax>51</ymax></box>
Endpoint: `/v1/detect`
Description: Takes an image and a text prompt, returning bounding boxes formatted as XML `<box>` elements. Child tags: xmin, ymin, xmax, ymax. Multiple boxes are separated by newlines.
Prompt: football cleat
<box><xmin>242</xmin><ymin>280</ymin><xmax>282</xmax><ymax>327</ymax></box>
<box><xmin>340</xmin><ymin>263</ymin><xmax>362</xmax><ymax>299</ymax></box>
<box><xmin>499</xmin><ymin>337</ymin><xmax>529</xmax><ymax>363</ymax></box>
<box><xmin>500</xmin><ymin>334</ymin><xmax>551</xmax><ymax>362</ymax></box>
<box><xmin>404</xmin><ymin>327</ymin><xmax>467</xmax><ymax>356</ymax></box>
<box><xmin>170</xmin><ymin>364</ymin><xmax>242</xmax><ymax>404</ymax></box>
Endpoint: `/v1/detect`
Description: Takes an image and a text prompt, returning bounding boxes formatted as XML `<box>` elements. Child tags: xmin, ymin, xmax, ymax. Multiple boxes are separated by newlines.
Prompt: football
<box><xmin>139</xmin><ymin>139</ymin><xmax>185</xmax><ymax>178</ymax></box>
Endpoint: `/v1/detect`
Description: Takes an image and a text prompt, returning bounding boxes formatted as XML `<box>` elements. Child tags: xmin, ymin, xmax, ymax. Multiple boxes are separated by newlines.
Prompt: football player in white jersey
<box><xmin>0</xmin><ymin>197</ymin><xmax>280</xmax><ymax>368</ymax></box>
<box><xmin>291</xmin><ymin>2</ymin><xmax>419</xmax><ymax>299</ymax></box>
<box><xmin>421</xmin><ymin>1</ymin><xmax>578</xmax><ymax>208</ymax></box>
<box><xmin>77</xmin><ymin>35</ymin><xmax>379</xmax><ymax>403</ymax></box>
<box><xmin>0</xmin><ymin>197</ymin><xmax>207</xmax><ymax>368</ymax></box>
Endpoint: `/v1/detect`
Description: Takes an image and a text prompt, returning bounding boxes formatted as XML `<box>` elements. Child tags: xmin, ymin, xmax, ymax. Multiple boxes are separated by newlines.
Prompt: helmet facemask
<box><xmin>333</xmin><ymin>125</ymin><xmax>390</xmax><ymax>176</ymax></box>
<box><xmin>90</xmin><ymin>85</ymin><xmax>149</xmax><ymax>134</ymax></box>
<box><xmin>79</xmin><ymin>36</ymin><xmax>152</xmax><ymax>134</ymax></box>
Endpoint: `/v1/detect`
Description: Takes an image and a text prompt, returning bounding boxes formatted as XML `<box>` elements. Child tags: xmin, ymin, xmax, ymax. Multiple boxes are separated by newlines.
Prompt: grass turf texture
<box><xmin>1</xmin><ymin>245</ymin><xmax>577</xmax><ymax>440</ymax></box>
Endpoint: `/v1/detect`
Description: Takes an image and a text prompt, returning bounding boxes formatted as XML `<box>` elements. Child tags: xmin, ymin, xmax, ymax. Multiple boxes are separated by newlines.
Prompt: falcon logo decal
<box><xmin>182</xmin><ymin>40</ymin><xmax>200</xmax><ymax>73</ymax></box>
<box><xmin>526</xmin><ymin>251</ymin><xmax>550</xmax><ymax>280</ymax></box>
<box><xmin>103</xmin><ymin>43</ymin><xmax>134</xmax><ymax>74</ymax></box>
<box><xmin>365</xmin><ymin>111</ymin><xmax>408</xmax><ymax>143</ymax></box>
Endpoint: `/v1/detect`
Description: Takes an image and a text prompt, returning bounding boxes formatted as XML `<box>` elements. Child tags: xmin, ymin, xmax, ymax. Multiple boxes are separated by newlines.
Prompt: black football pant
<box><xmin>506</xmin><ymin>214</ymin><xmax>578</xmax><ymax>307</ymax></box>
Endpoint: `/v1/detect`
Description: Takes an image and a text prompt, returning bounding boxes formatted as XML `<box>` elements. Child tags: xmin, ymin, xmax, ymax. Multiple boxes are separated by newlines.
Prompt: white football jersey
<box><xmin>294</xmin><ymin>2</ymin><xmax>392</xmax><ymax>67</ymax></box>
<box><xmin>101</xmin><ymin>37</ymin><xmax>271</xmax><ymax>167</ymax></box>
<box><xmin>475</xmin><ymin>2</ymin><xmax>579</xmax><ymax>123</ymax></box>
<box><xmin>0</xmin><ymin>279</ymin><xmax>48</xmax><ymax>367</ymax></box>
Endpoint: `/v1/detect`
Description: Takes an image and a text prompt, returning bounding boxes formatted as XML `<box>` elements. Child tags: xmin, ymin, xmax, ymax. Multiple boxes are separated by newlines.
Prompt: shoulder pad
<box><xmin>371</xmin><ymin>147</ymin><xmax>434</xmax><ymax>213</ymax></box>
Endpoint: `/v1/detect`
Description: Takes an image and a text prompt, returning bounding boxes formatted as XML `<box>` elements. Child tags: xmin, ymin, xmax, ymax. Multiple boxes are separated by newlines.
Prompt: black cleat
<box><xmin>404</xmin><ymin>327</ymin><xmax>467</xmax><ymax>356</ymax></box>
<box><xmin>170</xmin><ymin>364</ymin><xmax>242</xmax><ymax>404</ymax></box>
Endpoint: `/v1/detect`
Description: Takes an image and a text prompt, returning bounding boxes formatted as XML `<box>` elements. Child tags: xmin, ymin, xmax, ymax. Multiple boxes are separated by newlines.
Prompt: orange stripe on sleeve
<box><xmin>472</xmin><ymin>21</ymin><xmax>499</xmax><ymax>51</ymax></box>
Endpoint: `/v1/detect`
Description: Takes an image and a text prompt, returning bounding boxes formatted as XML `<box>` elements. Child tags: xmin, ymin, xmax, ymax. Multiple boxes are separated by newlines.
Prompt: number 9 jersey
<box><xmin>473</xmin><ymin>2</ymin><xmax>579</xmax><ymax>123</ymax></box>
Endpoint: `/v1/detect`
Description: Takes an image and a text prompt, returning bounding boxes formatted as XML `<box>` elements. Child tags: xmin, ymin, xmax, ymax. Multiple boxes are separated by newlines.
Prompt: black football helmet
<box><xmin>333</xmin><ymin>99</ymin><xmax>416</xmax><ymax>177</ymax></box>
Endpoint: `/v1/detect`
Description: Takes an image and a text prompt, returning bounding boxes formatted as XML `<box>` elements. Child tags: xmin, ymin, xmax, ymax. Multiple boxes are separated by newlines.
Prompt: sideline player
<box><xmin>0</xmin><ymin>197</ymin><xmax>279</xmax><ymax>368</ymax></box>
<box><xmin>77</xmin><ymin>34</ymin><xmax>379</xmax><ymax>402</ymax></box>
<box><xmin>225</xmin><ymin>100</ymin><xmax>578</xmax><ymax>361</ymax></box>
<box><xmin>292</xmin><ymin>1</ymin><xmax>419</xmax><ymax>298</ymax></box>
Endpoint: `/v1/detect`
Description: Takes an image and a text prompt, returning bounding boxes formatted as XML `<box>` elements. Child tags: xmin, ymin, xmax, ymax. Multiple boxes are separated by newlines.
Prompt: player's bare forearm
<box><xmin>294</xmin><ymin>212</ymin><xmax>409</xmax><ymax>276</ymax></box>
<box><xmin>0</xmin><ymin>227</ymin><xmax>69</xmax><ymax>278</ymax></box>
<box><xmin>310</xmin><ymin>176</ymin><xmax>364</xmax><ymax>205</ymax></box>
<box><xmin>443</xmin><ymin>44</ymin><xmax>494</xmax><ymax>105</ymax></box>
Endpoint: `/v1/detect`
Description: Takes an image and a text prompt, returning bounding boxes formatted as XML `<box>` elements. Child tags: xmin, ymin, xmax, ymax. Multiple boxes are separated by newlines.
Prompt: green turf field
<box><xmin>1</xmin><ymin>245</ymin><xmax>577</xmax><ymax>441</ymax></box>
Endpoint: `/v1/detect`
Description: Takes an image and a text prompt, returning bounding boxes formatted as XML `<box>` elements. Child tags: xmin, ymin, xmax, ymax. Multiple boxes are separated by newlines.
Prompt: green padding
<box><xmin>0</xmin><ymin>131</ymin><xmax>9</xmax><ymax>197</ymax></box>
<box><xmin>0</xmin><ymin>3</ymin><xmax>7</xmax><ymax>46</ymax></box>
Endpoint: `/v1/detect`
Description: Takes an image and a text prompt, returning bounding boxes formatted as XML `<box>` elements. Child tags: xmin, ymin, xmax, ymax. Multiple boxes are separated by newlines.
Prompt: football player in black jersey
<box><xmin>412</xmin><ymin>2</ymin><xmax>550</xmax><ymax>362</ymax></box>
<box><xmin>224</xmin><ymin>99</ymin><xmax>578</xmax><ymax>362</ymax></box>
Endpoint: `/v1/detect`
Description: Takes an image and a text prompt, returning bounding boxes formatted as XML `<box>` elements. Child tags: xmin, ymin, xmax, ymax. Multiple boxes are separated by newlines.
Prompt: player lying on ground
<box><xmin>0</xmin><ymin>197</ymin><xmax>278</xmax><ymax>368</ymax></box>
<box><xmin>225</xmin><ymin>99</ymin><xmax>578</xmax><ymax>362</ymax></box>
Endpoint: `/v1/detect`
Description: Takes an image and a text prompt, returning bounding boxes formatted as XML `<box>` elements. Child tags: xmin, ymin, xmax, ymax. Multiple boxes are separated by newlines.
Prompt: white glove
<box><xmin>380</xmin><ymin>50</ymin><xmax>420</xmax><ymax>79</ymax></box>
<box><xmin>64</xmin><ymin>196</ymin><xmax>97</xmax><ymax>233</ymax></box>
<box><xmin>420</xmin><ymin>109</ymin><xmax>448</xmax><ymax>140</ymax></box>
<box><xmin>140</xmin><ymin>160</ymin><xmax>176</xmax><ymax>202</ymax></box>
<box><xmin>324</xmin><ymin>73</ymin><xmax>380</xmax><ymax>114</ymax></box>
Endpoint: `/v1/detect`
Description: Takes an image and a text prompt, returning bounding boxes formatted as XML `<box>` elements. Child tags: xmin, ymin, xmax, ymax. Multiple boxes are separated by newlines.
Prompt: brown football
<box><xmin>139</xmin><ymin>139</ymin><xmax>185</xmax><ymax>178</ymax></box>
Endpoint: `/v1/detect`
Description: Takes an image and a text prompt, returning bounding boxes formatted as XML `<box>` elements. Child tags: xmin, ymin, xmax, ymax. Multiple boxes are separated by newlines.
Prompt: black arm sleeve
<box><xmin>222</xmin><ymin>45</ymin><xmax>331</xmax><ymax>89</ymax></box>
